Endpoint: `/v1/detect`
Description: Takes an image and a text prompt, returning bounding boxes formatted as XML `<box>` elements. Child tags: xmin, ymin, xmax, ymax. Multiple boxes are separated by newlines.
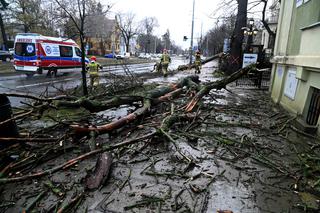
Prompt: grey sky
<box><xmin>104</xmin><ymin>0</ymin><xmax>221</xmax><ymax>49</ymax></box>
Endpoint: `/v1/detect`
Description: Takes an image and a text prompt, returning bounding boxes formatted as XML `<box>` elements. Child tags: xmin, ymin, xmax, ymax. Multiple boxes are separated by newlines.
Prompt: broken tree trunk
<box><xmin>186</xmin><ymin>65</ymin><xmax>256</xmax><ymax>112</ymax></box>
<box><xmin>201</xmin><ymin>52</ymin><xmax>223</xmax><ymax>65</ymax></box>
<box><xmin>177</xmin><ymin>53</ymin><xmax>222</xmax><ymax>71</ymax></box>
<box><xmin>85</xmin><ymin>152</ymin><xmax>113</xmax><ymax>190</ymax></box>
<box><xmin>0</xmin><ymin>93</ymin><xmax>77</xmax><ymax>102</ymax></box>
<box><xmin>55</xmin><ymin>96</ymin><xmax>143</xmax><ymax>113</ymax></box>
<box><xmin>71</xmin><ymin>76</ymin><xmax>200</xmax><ymax>134</ymax></box>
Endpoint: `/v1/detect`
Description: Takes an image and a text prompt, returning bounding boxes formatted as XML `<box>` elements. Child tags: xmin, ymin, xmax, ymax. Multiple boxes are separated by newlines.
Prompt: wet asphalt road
<box><xmin>0</xmin><ymin>57</ymin><xmax>188</xmax><ymax>107</ymax></box>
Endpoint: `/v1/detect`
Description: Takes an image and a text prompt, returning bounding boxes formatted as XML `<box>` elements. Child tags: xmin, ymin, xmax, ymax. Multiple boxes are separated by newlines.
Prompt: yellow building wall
<box><xmin>270</xmin><ymin>0</ymin><xmax>320</xmax><ymax>133</ymax></box>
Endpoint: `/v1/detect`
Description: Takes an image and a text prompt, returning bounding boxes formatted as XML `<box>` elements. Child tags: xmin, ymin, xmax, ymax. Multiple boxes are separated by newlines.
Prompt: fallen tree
<box><xmin>186</xmin><ymin>64</ymin><xmax>256</xmax><ymax>112</ymax></box>
<box><xmin>177</xmin><ymin>52</ymin><xmax>223</xmax><ymax>71</ymax></box>
<box><xmin>70</xmin><ymin>75</ymin><xmax>200</xmax><ymax>134</ymax></box>
<box><xmin>55</xmin><ymin>96</ymin><xmax>143</xmax><ymax>113</ymax></box>
<box><xmin>0</xmin><ymin>128</ymin><xmax>156</xmax><ymax>184</ymax></box>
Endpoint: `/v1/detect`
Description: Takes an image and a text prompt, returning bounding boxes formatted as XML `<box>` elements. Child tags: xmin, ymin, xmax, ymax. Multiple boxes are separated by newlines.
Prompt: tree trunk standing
<box><xmin>80</xmin><ymin>35</ymin><xmax>88</xmax><ymax>96</ymax></box>
<box><xmin>79</xmin><ymin>0</ymin><xmax>88</xmax><ymax>96</ymax></box>
<box><xmin>0</xmin><ymin>12</ymin><xmax>7</xmax><ymax>50</ymax></box>
<box><xmin>261</xmin><ymin>0</ymin><xmax>276</xmax><ymax>52</ymax></box>
<box><xmin>125</xmin><ymin>41</ymin><xmax>130</xmax><ymax>54</ymax></box>
<box><xmin>227</xmin><ymin>0</ymin><xmax>248</xmax><ymax>74</ymax></box>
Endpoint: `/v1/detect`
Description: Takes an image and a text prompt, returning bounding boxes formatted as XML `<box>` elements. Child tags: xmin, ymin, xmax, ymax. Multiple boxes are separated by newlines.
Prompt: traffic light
<box><xmin>183</xmin><ymin>36</ymin><xmax>188</xmax><ymax>41</ymax></box>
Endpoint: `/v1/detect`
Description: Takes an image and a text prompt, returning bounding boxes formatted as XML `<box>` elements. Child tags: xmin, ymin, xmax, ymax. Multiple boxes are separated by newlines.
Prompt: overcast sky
<box><xmin>103</xmin><ymin>0</ymin><xmax>221</xmax><ymax>49</ymax></box>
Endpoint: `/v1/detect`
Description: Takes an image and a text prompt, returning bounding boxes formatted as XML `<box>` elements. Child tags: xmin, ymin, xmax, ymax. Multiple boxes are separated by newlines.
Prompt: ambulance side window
<box><xmin>75</xmin><ymin>47</ymin><xmax>81</xmax><ymax>57</ymax></box>
<box><xmin>59</xmin><ymin>46</ymin><xmax>73</xmax><ymax>57</ymax></box>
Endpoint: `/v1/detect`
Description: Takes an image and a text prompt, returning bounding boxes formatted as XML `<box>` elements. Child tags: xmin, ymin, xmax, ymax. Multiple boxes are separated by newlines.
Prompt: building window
<box><xmin>306</xmin><ymin>87</ymin><xmax>320</xmax><ymax>125</ymax></box>
<box><xmin>296</xmin><ymin>0</ymin><xmax>303</xmax><ymax>7</ymax></box>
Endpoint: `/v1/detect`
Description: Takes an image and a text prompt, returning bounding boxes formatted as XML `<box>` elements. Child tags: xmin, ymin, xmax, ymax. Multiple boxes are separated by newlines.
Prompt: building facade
<box><xmin>86</xmin><ymin>17</ymin><xmax>121</xmax><ymax>56</ymax></box>
<box><xmin>270</xmin><ymin>0</ymin><xmax>320</xmax><ymax>133</ymax></box>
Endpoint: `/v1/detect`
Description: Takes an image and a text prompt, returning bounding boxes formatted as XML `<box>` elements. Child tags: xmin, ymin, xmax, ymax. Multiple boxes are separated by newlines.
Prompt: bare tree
<box><xmin>0</xmin><ymin>0</ymin><xmax>9</xmax><ymax>50</ymax></box>
<box><xmin>140</xmin><ymin>17</ymin><xmax>158</xmax><ymax>53</ymax></box>
<box><xmin>227</xmin><ymin>0</ymin><xmax>248</xmax><ymax>73</ymax></box>
<box><xmin>117</xmin><ymin>12</ymin><xmax>140</xmax><ymax>53</ymax></box>
<box><xmin>261</xmin><ymin>0</ymin><xmax>277</xmax><ymax>49</ymax></box>
<box><xmin>201</xmin><ymin>15</ymin><xmax>235</xmax><ymax>56</ymax></box>
<box><xmin>137</xmin><ymin>16</ymin><xmax>158</xmax><ymax>53</ymax></box>
<box><xmin>53</xmin><ymin>0</ymin><xmax>111</xmax><ymax>96</ymax></box>
<box><xmin>162</xmin><ymin>29</ymin><xmax>171</xmax><ymax>51</ymax></box>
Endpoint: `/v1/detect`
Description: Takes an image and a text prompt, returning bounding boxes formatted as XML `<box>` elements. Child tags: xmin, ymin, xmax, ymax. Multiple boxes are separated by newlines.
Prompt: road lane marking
<box><xmin>16</xmin><ymin>78</ymin><xmax>75</xmax><ymax>88</ymax></box>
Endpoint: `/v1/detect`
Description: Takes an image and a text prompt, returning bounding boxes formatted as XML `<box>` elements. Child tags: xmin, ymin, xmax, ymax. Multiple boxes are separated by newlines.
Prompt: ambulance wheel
<box><xmin>47</xmin><ymin>69</ymin><xmax>57</xmax><ymax>78</ymax></box>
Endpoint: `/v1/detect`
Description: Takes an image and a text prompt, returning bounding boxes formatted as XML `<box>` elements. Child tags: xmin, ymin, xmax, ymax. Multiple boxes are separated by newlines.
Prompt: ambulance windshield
<box><xmin>15</xmin><ymin>43</ymin><xmax>36</xmax><ymax>57</ymax></box>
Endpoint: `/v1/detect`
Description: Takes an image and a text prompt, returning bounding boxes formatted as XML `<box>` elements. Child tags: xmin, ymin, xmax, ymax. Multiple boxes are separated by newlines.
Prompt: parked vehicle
<box><xmin>0</xmin><ymin>50</ymin><xmax>12</xmax><ymax>61</ymax></box>
<box><xmin>13</xmin><ymin>33</ymin><xmax>89</xmax><ymax>77</ymax></box>
<box><xmin>104</xmin><ymin>53</ymin><xmax>116</xmax><ymax>58</ymax></box>
<box><xmin>115</xmin><ymin>54</ymin><xmax>125</xmax><ymax>59</ymax></box>
<box><xmin>115</xmin><ymin>53</ymin><xmax>129</xmax><ymax>59</ymax></box>
<box><xmin>8</xmin><ymin>48</ymin><xmax>14</xmax><ymax>55</ymax></box>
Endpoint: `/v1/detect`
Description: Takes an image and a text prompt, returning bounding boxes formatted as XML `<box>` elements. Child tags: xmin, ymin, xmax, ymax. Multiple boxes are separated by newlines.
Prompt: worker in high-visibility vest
<box><xmin>160</xmin><ymin>49</ymin><xmax>171</xmax><ymax>77</ymax></box>
<box><xmin>87</xmin><ymin>56</ymin><xmax>102</xmax><ymax>88</ymax></box>
<box><xmin>195</xmin><ymin>50</ymin><xmax>201</xmax><ymax>74</ymax></box>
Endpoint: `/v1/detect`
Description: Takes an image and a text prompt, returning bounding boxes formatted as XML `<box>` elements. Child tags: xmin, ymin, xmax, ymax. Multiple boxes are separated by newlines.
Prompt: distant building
<box><xmin>270</xmin><ymin>0</ymin><xmax>320</xmax><ymax>133</ymax></box>
<box><xmin>85</xmin><ymin>16</ymin><xmax>121</xmax><ymax>56</ymax></box>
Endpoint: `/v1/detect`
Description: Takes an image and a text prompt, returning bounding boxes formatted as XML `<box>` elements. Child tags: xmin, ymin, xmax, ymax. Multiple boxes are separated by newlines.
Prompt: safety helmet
<box><xmin>90</xmin><ymin>56</ymin><xmax>97</xmax><ymax>61</ymax></box>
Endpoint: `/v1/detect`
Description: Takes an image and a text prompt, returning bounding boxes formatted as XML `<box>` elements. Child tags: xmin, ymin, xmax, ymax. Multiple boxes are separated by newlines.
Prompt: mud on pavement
<box><xmin>1</xmin><ymin>61</ymin><xmax>319</xmax><ymax>213</ymax></box>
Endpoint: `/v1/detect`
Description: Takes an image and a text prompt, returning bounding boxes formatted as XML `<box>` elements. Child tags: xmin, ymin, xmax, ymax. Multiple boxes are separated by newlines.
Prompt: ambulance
<box><xmin>13</xmin><ymin>33</ymin><xmax>89</xmax><ymax>77</ymax></box>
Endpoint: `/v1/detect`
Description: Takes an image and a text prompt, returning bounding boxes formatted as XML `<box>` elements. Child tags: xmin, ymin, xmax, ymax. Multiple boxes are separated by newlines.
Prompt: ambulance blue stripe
<box><xmin>14</xmin><ymin>55</ymin><xmax>37</xmax><ymax>60</ymax></box>
<box><xmin>14</xmin><ymin>55</ymin><xmax>89</xmax><ymax>63</ymax></box>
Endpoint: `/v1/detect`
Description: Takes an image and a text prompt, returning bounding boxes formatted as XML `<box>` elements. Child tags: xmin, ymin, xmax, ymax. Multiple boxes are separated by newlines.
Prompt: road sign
<box><xmin>223</xmin><ymin>38</ymin><xmax>230</xmax><ymax>53</ymax></box>
<box><xmin>242</xmin><ymin>53</ymin><xmax>258</xmax><ymax>68</ymax></box>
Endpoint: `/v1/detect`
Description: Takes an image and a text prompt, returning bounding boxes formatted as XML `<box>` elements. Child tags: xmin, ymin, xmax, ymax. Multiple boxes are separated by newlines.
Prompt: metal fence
<box><xmin>235</xmin><ymin>68</ymin><xmax>271</xmax><ymax>89</ymax></box>
<box><xmin>306</xmin><ymin>88</ymin><xmax>320</xmax><ymax>126</ymax></box>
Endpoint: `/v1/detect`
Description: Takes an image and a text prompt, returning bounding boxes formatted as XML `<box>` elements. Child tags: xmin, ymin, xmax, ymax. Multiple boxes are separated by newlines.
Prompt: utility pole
<box><xmin>199</xmin><ymin>22</ymin><xmax>203</xmax><ymax>51</ymax></box>
<box><xmin>189</xmin><ymin>0</ymin><xmax>195</xmax><ymax>65</ymax></box>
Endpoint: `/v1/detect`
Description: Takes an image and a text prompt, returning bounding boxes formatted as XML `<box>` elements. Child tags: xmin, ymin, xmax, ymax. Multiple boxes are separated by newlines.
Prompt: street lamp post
<box><xmin>189</xmin><ymin>0</ymin><xmax>195</xmax><ymax>65</ymax></box>
<box><xmin>242</xmin><ymin>18</ymin><xmax>258</xmax><ymax>53</ymax></box>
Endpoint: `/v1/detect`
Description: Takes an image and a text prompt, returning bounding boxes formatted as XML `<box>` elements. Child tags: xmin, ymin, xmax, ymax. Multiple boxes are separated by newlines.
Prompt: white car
<box><xmin>9</xmin><ymin>48</ymin><xmax>14</xmax><ymax>55</ymax></box>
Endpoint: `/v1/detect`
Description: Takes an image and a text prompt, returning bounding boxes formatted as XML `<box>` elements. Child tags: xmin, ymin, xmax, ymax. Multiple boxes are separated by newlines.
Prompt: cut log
<box><xmin>85</xmin><ymin>152</ymin><xmax>113</xmax><ymax>190</ymax></box>
<box><xmin>186</xmin><ymin>65</ymin><xmax>256</xmax><ymax>112</ymax></box>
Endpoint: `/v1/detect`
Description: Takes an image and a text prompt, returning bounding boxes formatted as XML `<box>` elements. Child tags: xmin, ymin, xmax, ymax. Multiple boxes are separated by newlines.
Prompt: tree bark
<box><xmin>0</xmin><ymin>12</ymin><xmax>8</xmax><ymax>50</ymax></box>
<box><xmin>261</xmin><ymin>0</ymin><xmax>276</xmax><ymax>50</ymax></box>
<box><xmin>71</xmin><ymin>76</ymin><xmax>200</xmax><ymax>134</ymax></box>
<box><xmin>56</xmin><ymin>96</ymin><xmax>143</xmax><ymax>113</ymax></box>
<box><xmin>85</xmin><ymin>152</ymin><xmax>113</xmax><ymax>190</ymax></box>
<box><xmin>228</xmin><ymin>0</ymin><xmax>248</xmax><ymax>74</ymax></box>
<box><xmin>186</xmin><ymin>64</ymin><xmax>256</xmax><ymax>112</ymax></box>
